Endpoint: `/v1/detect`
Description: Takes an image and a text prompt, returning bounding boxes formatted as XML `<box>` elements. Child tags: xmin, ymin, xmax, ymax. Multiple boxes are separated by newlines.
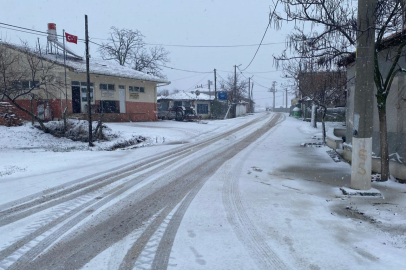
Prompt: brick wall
<box><xmin>0</xmin><ymin>102</ymin><xmax>23</xmax><ymax>126</ymax></box>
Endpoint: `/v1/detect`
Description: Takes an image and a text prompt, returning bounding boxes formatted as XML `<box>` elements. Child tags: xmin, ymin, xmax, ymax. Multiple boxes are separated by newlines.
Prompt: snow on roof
<box><xmin>43</xmin><ymin>54</ymin><xmax>169</xmax><ymax>84</ymax></box>
<box><xmin>158</xmin><ymin>91</ymin><xmax>214</xmax><ymax>101</ymax></box>
<box><xmin>1</xmin><ymin>41</ymin><xmax>169</xmax><ymax>84</ymax></box>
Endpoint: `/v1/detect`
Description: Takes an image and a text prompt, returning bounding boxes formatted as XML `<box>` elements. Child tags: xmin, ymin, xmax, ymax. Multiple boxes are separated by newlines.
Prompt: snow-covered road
<box><xmin>0</xmin><ymin>113</ymin><xmax>405</xmax><ymax>270</ymax></box>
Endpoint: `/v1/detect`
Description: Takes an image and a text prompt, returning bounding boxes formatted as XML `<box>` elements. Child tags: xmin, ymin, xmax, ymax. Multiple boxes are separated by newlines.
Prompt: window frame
<box><xmin>197</xmin><ymin>103</ymin><xmax>209</xmax><ymax>114</ymax></box>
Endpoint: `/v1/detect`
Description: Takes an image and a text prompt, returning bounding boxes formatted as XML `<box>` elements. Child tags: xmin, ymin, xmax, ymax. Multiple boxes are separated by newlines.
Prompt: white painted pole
<box><xmin>350</xmin><ymin>0</ymin><xmax>375</xmax><ymax>190</ymax></box>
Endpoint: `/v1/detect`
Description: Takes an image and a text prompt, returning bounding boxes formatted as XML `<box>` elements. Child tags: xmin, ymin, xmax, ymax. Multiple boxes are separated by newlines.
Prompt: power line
<box><xmin>143</xmin><ymin>41</ymin><xmax>286</xmax><ymax>48</ymax></box>
<box><xmin>170</xmin><ymin>73</ymin><xmax>208</xmax><ymax>82</ymax></box>
<box><xmin>240</xmin><ymin>0</ymin><xmax>280</xmax><ymax>71</ymax></box>
<box><xmin>238</xmin><ymin>67</ymin><xmax>271</xmax><ymax>90</ymax></box>
<box><xmin>0</xmin><ymin>21</ymin><xmax>284</xmax><ymax>76</ymax></box>
<box><xmin>0</xmin><ymin>26</ymin><xmax>49</xmax><ymax>38</ymax></box>
<box><xmin>245</xmin><ymin>70</ymin><xmax>280</xmax><ymax>74</ymax></box>
<box><xmin>0</xmin><ymin>21</ymin><xmax>288</xmax><ymax>49</ymax></box>
<box><xmin>0</xmin><ymin>22</ymin><xmax>87</xmax><ymax>42</ymax></box>
<box><xmin>185</xmin><ymin>73</ymin><xmax>211</xmax><ymax>91</ymax></box>
<box><xmin>157</xmin><ymin>64</ymin><xmax>212</xmax><ymax>74</ymax></box>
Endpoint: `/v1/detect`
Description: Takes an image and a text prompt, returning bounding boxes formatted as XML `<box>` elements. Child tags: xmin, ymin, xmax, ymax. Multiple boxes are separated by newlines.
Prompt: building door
<box><xmin>72</xmin><ymin>86</ymin><xmax>81</xmax><ymax>113</ymax></box>
<box><xmin>119</xmin><ymin>88</ymin><xmax>126</xmax><ymax>113</ymax></box>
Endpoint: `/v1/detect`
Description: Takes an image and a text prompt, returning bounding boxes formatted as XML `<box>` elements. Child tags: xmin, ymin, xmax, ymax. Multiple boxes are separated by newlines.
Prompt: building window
<box><xmin>129</xmin><ymin>86</ymin><xmax>139</xmax><ymax>92</ymax></box>
<box><xmin>81</xmin><ymin>82</ymin><xmax>94</xmax><ymax>87</ymax></box>
<box><xmin>197</xmin><ymin>104</ymin><xmax>208</xmax><ymax>114</ymax></box>
<box><xmin>81</xmin><ymin>82</ymin><xmax>94</xmax><ymax>103</ymax></box>
<box><xmin>22</xmin><ymin>81</ymin><xmax>30</xmax><ymax>89</ymax></box>
<box><xmin>129</xmin><ymin>86</ymin><xmax>145</xmax><ymax>93</ymax></box>
<box><xmin>174</xmin><ymin>101</ymin><xmax>182</xmax><ymax>107</ymax></box>
<box><xmin>100</xmin><ymin>100</ymin><xmax>119</xmax><ymax>113</ymax></box>
<box><xmin>100</xmin><ymin>83</ymin><xmax>115</xmax><ymax>98</ymax></box>
<box><xmin>119</xmin><ymin>85</ymin><xmax>125</xmax><ymax>90</ymax></box>
<box><xmin>13</xmin><ymin>80</ymin><xmax>40</xmax><ymax>89</ymax></box>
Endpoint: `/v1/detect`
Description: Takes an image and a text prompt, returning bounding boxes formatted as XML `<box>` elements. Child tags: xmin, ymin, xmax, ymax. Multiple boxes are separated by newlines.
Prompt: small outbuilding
<box><xmin>157</xmin><ymin>91</ymin><xmax>214</xmax><ymax>119</ymax></box>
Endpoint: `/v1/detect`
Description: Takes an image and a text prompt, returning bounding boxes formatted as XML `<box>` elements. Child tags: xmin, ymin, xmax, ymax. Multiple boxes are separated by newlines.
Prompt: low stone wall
<box><xmin>326</xmin><ymin>128</ymin><xmax>345</xmax><ymax>150</ymax></box>
<box><xmin>343</xmin><ymin>146</ymin><xmax>406</xmax><ymax>180</ymax></box>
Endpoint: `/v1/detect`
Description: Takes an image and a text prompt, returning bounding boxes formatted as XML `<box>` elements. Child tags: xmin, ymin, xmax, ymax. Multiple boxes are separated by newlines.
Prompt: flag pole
<box><xmin>63</xmin><ymin>29</ymin><xmax>68</xmax><ymax>115</ymax></box>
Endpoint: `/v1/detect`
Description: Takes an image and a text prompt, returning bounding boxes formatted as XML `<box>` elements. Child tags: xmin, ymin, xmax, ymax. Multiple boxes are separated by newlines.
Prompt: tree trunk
<box><xmin>378</xmin><ymin>109</ymin><xmax>389</xmax><ymax>181</ymax></box>
<box><xmin>321</xmin><ymin>106</ymin><xmax>327</xmax><ymax>144</ymax></box>
<box><xmin>311</xmin><ymin>103</ymin><xmax>317</xmax><ymax>128</ymax></box>
<box><xmin>30</xmin><ymin>97</ymin><xmax>34</xmax><ymax>126</ymax></box>
<box><xmin>6</xmin><ymin>97</ymin><xmax>48</xmax><ymax>132</ymax></box>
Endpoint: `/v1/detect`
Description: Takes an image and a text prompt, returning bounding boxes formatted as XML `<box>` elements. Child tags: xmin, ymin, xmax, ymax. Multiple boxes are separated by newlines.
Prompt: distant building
<box><xmin>157</xmin><ymin>91</ymin><xmax>214</xmax><ymax>119</ymax></box>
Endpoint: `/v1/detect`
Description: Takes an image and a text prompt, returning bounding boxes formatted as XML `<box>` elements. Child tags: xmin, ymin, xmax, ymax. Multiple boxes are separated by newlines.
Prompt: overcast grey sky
<box><xmin>0</xmin><ymin>0</ymin><xmax>294</xmax><ymax>108</ymax></box>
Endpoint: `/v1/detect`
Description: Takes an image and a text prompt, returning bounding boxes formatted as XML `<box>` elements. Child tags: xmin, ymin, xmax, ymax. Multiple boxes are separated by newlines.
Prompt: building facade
<box><xmin>1</xmin><ymin>42</ymin><xmax>169</xmax><ymax>122</ymax></box>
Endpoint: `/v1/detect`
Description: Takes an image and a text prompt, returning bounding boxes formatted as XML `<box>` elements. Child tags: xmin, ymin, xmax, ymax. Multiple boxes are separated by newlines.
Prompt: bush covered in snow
<box><xmin>36</xmin><ymin>119</ymin><xmax>119</xmax><ymax>142</ymax></box>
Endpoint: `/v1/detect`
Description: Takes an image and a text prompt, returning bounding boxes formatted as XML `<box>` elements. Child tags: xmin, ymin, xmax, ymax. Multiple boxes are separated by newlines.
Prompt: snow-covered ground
<box><xmin>0</xmin><ymin>115</ymin><xmax>258</xmax><ymax>205</ymax></box>
<box><xmin>168</xmin><ymin>116</ymin><xmax>406</xmax><ymax>270</ymax></box>
<box><xmin>0</xmin><ymin>114</ymin><xmax>405</xmax><ymax>269</ymax></box>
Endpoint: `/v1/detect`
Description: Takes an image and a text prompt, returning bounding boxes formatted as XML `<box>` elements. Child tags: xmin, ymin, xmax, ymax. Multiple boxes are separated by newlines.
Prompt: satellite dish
<box><xmin>195</xmin><ymin>90</ymin><xmax>200</xmax><ymax>96</ymax></box>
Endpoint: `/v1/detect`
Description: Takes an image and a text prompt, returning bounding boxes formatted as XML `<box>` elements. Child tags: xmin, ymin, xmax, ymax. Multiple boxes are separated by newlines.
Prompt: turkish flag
<box><xmin>65</xmin><ymin>32</ymin><xmax>78</xmax><ymax>44</ymax></box>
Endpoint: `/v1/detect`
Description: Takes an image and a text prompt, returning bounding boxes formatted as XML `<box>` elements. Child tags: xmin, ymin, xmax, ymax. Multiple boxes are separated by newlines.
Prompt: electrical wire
<box><xmin>156</xmin><ymin>64</ymin><xmax>212</xmax><ymax>74</ymax></box>
<box><xmin>170</xmin><ymin>73</ymin><xmax>209</xmax><ymax>82</ymax></box>
<box><xmin>0</xmin><ymin>22</ymin><xmax>87</xmax><ymax>41</ymax></box>
<box><xmin>245</xmin><ymin>70</ymin><xmax>280</xmax><ymax>74</ymax></box>
<box><xmin>240</xmin><ymin>0</ymin><xmax>280</xmax><ymax>71</ymax></box>
<box><xmin>185</xmin><ymin>73</ymin><xmax>211</xmax><ymax>91</ymax></box>
<box><xmin>0</xmin><ymin>21</ymin><xmax>285</xmax><ymax>76</ymax></box>
<box><xmin>0</xmin><ymin>21</ymin><xmax>288</xmax><ymax>49</ymax></box>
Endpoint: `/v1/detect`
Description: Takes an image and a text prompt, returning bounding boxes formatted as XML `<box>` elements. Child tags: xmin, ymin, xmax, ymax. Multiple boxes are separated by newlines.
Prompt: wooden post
<box><xmin>85</xmin><ymin>15</ymin><xmax>93</xmax><ymax>146</ymax></box>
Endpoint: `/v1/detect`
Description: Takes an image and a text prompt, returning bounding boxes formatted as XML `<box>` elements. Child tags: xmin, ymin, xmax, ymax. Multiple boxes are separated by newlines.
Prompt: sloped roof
<box><xmin>157</xmin><ymin>91</ymin><xmax>214</xmax><ymax>101</ymax></box>
<box><xmin>1</xmin><ymin>41</ymin><xmax>169</xmax><ymax>84</ymax></box>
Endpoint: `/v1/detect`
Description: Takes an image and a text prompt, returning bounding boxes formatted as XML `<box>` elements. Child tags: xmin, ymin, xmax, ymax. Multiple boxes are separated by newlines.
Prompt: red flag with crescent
<box><xmin>65</xmin><ymin>32</ymin><xmax>78</xmax><ymax>44</ymax></box>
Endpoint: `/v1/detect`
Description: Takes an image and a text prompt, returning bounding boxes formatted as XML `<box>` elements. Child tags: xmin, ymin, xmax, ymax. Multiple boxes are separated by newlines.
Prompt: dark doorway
<box><xmin>72</xmin><ymin>86</ymin><xmax>81</xmax><ymax>113</ymax></box>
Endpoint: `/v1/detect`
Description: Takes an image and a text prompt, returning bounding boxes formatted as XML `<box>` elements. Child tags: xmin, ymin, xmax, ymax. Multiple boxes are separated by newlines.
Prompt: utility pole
<box><xmin>85</xmin><ymin>15</ymin><xmax>93</xmax><ymax>147</ymax></box>
<box><xmin>350</xmin><ymin>0</ymin><xmax>376</xmax><ymax>190</ymax></box>
<box><xmin>251</xmin><ymin>82</ymin><xmax>254</xmax><ymax>113</ymax></box>
<box><xmin>214</xmin><ymin>69</ymin><xmax>217</xmax><ymax>100</ymax></box>
<box><xmin>286</xmin><ymin>89</ymin><xmax>288</xmax><ymax>109</ymax></box>
<box><xmin>248</xmin><ymin>77</ymin><xmax>251</xmax><ymax>112</ymax></box>
<box><xmin>234</xmin><ymin>65</ymin><xmax>237</xmax><ymax>118</ymax></box>
<box><xmin>269</xmin><ymin>81</ymin><xmax>276</xmax><ymax>111</ymax></box>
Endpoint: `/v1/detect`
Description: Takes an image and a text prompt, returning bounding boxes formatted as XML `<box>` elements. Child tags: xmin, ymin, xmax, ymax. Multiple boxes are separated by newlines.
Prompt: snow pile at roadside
<box><xmin>0</xmin><ymin>121</ymin><xmax>151</xmax><ymax>152</ymax></box>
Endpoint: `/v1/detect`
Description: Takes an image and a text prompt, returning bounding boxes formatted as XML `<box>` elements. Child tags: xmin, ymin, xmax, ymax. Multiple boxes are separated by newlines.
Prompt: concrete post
<box><xmin>350</xmin><ymin>0</ymin><xmax>376</xmax><ymax>190</ymax></box>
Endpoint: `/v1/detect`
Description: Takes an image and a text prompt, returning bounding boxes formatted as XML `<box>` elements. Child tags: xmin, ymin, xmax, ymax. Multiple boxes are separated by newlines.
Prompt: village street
<box><xmin>0</xmin><ymin>112</ymin><xmax>405</xmax><ymax>270</ymax></box>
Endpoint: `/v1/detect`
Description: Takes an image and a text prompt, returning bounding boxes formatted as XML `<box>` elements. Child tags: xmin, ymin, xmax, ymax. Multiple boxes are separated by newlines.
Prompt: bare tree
<box><xmin>99</xmin><ymin>27</ymin><xmax>170</xmax><ymax>79</ymax></box>
<box><xmin>272</xmin><ymin>0</ymin><xmax>406</xmax><ymax>181</ymax></box>
<box><xmin>132</xmin><ymin>45</ymin><xmax>169</xmax><ymax>78</ymax></box>
<box><xmin>220</xmin><ymin>73</ymin><xmax>248</xmax><ymax>102</ymax></box>
<box><xmin>298</xmin><ymin>67</ymin><xmax>347</xmax><ymax>143</ymax></box>
<box><xmin>220</xmin><ymin>73</ymin><xmax>248</xmax><ymax>118</ymax></box>
<box><xmin>157</xmin><ymin>89</ymin><xmax>170</xmax><ymax>97</ymax></box>
<box><xmin>0</xmin><ymin>42</ymin><xmax>62</xmax><ymax>131</ymax></box>
<box><xmin>99</xmin><ymin>27</ymin><xmax>144</xmax><ymax>66</ymax></box>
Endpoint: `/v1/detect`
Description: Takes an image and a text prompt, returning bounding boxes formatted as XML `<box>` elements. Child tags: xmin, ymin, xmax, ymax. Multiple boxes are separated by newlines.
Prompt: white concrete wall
<box><xmin>236</xmin><ymin>104</ymin><xmax>247</xmax><ymax>117</ymax></box>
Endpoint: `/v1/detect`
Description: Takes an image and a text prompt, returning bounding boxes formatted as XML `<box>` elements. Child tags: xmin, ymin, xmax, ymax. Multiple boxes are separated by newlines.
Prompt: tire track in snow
<box><xmin>3</xmin><ymin>114</ymin><xmax>270</xmax><ymax>269</ymax></box>
<box><xmin>0</xmin><ymin>114</ymin><xmax>265</xmax><ymax>226</ymax></box>
<box><xmin>151</xmin><ymin>114</ymin><xmax>284</xmax><ymax>269</ymax></box>
<box><xmin>2</xmin><ymin>113</ymin><xmax>273</xmax><ymax>269</ymax></box>
<box><xmin>1</xmin><ymin>149</ymin><xmax>197</xmax><ymax>269</ymax></box>
<box><xmin>221</xmin><ymin>114</ymin><xmax>290</xmax><ymax>270</ymax></box>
